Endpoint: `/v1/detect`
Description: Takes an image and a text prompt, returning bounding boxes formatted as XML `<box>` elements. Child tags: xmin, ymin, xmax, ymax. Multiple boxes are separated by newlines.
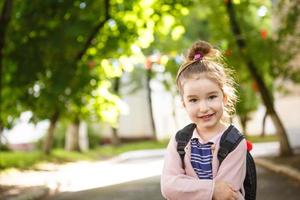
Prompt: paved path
<box><xmin>1</xmin><ymin>142</ymin><xmax>300</xmax><ymax>200</ymax></box>
<box><xmin>256</xmin><ymin>166</ymin><xmax>300</xmax><ymax>200</ymax></box>
<box><xmin>46</xmin><ymin>176</ymin><xmax>163</xmax><ymax>200</ymax></box>
<box><xmin>0</xmin><ymin>150</ymin><xmax>165</xmax><ymax>193</ymax></box>
<box><xmin>45</xmin><ymin>142</ymin><xmax>300</xmax><ymax>200</ymax></box>
<box><xmin>47</xmin><ymin>165</ymin><xmax>300</xmax><ymax>200</ymax></box>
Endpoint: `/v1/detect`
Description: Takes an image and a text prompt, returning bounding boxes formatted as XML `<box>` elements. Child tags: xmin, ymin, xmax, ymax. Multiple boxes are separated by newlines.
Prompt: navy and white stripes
<box><xmin>190</xmin><ymin>138</ymin><xmax>213</xmax><ymax>179</ymax></box>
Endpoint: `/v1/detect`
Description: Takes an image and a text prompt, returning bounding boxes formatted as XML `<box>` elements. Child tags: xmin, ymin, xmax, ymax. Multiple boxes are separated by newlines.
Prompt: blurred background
<box><xmin>0</xmin><ymin>0</ymin><xmax>300</xmax><ymax>199</ymax></box>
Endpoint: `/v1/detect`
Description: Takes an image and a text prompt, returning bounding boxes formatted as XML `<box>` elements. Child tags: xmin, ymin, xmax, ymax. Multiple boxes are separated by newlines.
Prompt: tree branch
<box><xmin>225</xmin><ymin>0</ymin><xmax>272</xmax><ymax>109</ymax></box>
<box><xmin>75</xmin><ymin>0</ymin><xmax>110</xmax><ymax>62</ymax></box>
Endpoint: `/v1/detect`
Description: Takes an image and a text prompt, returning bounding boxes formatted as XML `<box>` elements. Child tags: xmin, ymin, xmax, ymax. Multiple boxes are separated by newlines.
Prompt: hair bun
<box><xmin>187</xmin><ymin>41</ymin><xmax>213</xmax><ymax>61</ymax></box>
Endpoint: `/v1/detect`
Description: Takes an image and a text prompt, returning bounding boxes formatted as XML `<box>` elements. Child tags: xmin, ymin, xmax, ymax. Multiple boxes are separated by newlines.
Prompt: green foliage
<box><xmin>1</xmin><ymin>0</ymin><xmax>196</xmax><ymax>131</ymax></box>
<box><xmin>1</xmin><ymin>0</ymin><xmax>299</xmax><ymax>152</ymax></box>
<box><xmin>272</xmin><ymin>1</ymin><xmax>300</xmax><ymax>83</ymax></box>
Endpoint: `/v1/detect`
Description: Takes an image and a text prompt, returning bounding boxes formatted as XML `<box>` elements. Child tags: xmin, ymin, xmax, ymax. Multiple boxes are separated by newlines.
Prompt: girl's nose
<box><xmin>199</xmin><ymin>100</ymin><xmax>209</xmax><ymax>112</ymax></box>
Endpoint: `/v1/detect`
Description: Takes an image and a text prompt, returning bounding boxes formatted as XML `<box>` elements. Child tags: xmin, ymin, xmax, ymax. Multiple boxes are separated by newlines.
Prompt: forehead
<box><xmin>182</xmin><ymin>77</ymin><xmax>222</xmax><ymax>96</ymax></box>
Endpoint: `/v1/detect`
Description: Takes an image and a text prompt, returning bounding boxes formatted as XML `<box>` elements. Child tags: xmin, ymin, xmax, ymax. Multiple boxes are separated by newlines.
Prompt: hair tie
<box><xmin>193</xmin><ymin>53</ymin><xmax>202</xmax><ymax>61</ymax></box>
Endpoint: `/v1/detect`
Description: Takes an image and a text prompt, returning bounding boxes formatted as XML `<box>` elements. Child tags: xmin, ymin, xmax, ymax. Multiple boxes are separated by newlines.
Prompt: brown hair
<box><xmin>176</xmin><ymin>40</ymin><xmax>237</xmax><ymax>117</ymax></box>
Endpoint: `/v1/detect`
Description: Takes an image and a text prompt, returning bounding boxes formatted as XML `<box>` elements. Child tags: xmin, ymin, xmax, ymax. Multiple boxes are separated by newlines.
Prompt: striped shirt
<box><xmin>190</xmin><ymin>138</ymin><xmax>213</xmax><ymax>179</ymax></box>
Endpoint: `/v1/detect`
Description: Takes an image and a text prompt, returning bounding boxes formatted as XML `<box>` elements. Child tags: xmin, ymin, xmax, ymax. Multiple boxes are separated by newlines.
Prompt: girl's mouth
<box><xmin>199</xmin><ymin>113</ymin><xmax>215</xmax><ymax>121</ymax></box>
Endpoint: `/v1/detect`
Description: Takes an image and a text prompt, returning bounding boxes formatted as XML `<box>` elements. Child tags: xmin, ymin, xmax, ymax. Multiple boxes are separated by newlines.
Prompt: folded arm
<box><xmin>161</xmin><ymin>136</ymin><xmax>214</xmax><ymax>200</ymax></box>
<box><xmin>214</xmin><ymin>139</ymin><xmax>247</xmax><ymax>200</ymax></box>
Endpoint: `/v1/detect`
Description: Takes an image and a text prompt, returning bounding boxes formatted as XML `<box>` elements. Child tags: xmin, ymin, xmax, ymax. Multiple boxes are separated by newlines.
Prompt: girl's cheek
<box><xmin>186</xmin><ymin>105</ymin><xmax>196</xmax><ymax>114</ymax></box>
<box><xmin>189</xmin><ymin>104</ymin><xmax>197</xmax><ymax>110</ymax></box>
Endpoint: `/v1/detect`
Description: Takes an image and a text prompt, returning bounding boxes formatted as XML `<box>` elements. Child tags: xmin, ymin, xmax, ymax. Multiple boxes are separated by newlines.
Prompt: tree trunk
<box><xmin>261</xmin><ymin>110</ymin><xmax>267</xmax><ymax>137</ymax></box>
<box><xmin>79</xmin><ymin>121</ymin><xmax>89</xmax><ymax>151</ymax></box>
<box><xmin>111</xmin><ymin>127</ymin><xmax>120</xmax><ymax>146</ymax></box>
<box><xmin>43</xmin><ymin>112</ymin><xmax>59</xmax><ymax>154</ymax></box>
<box><xmin>225</xmin><ymin>0</ymin><xmax>293</xmax><ymax>156</ymax></box>
<box><xmin>146</xmin><ymin>68</ymin><xmax>157</xmax><ymax>140</ymax></box>
<box><xmin>110</xmin><ymin>77</ymin><xmax>121</xmax><ymax>146</ymax></box>
<box><xmin>0</xmin><ymin>0</ymin><xmax>13</xmax><ymax>129</ymax></box>
<box><xmin>65</xmin><ymin>118</ymin><xmax>80</xmax><ymax>152</ymax></box>
<box><xmin>240</xmin><ymin>116</ymin><xmax>248</xmax><ymax>136</ymax></box>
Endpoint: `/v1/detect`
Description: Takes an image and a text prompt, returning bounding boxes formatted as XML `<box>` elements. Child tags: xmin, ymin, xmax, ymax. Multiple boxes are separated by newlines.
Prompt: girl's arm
<box><xmin>214</xmin><ymin>138</ymin><xmax>247</xmax><ymax>200</ymax></box>
<box><xmin>161</xmin><ymin>135</ymin><xmax>214</xmax><ymax>200</ymax></box>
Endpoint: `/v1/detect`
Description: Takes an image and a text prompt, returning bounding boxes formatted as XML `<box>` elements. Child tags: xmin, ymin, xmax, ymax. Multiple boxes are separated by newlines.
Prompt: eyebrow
<box><xmin>207</xmin><ymin>91</ymin><xmax>219</xmax><ymax>95</ymax></box>
<box><xmin>186</xmin><ymin>95</ymin><xmax>198</xmax><ymax>98</ymax></box>
<box><xmin>186</xmin><ymin>91</ymin><xmax>219</xmax><ymax>98</ymax></box>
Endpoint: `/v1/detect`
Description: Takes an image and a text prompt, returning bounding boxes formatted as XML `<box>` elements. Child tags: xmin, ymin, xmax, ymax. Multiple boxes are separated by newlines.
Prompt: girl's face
<box><xmin>182</xmin><ymin>76</ymin><xmax>227</xmax><ymax>133</ymax></box>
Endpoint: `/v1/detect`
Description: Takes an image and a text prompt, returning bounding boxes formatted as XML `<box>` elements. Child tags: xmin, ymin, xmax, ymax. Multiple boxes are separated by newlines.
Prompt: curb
<box><xmin>255</xmin><ymin>158</ymin><xmax>300</xmax><ymax>182</ymax></box>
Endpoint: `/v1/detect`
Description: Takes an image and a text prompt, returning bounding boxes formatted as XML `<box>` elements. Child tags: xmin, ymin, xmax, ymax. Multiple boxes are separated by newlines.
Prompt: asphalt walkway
<box><xmin>1</xmin><ymin>142</ymin><xmax>300</xmax><ymax>200</ymax></box>
<box><xmin>46</xmin><ymin>166</ymin><xmax>300</xmax><ymax>200</ymax></box>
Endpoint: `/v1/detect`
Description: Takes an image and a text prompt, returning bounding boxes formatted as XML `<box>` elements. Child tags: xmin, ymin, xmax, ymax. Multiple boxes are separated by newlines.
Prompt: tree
<box><xmin>0</xmin><ymin>0</ymin><xmax>15</xmax><ymax>149</ymax></box>
<box><xmin>4</xmin><ymin>0</ymin><xmax>119</xmax><ymax>153</ymax></box>
<box><xmin>7</xmin><ymin>0</ymin><xmax>193</xmax><ymax>152</ymax></box>
<box><xmin>64</xmin><ymin>0</ymin><xmax>177</xmax><ymax>146</ymax></box>
<box><xmin>64</xmin><ymin>0</ymin><xmax>111</xmax><ymax>151</ymax></box>
<box><xmin>224</xmin><ymin>0</ymin><xmax>293</xmax><ymax>156</ymax></box>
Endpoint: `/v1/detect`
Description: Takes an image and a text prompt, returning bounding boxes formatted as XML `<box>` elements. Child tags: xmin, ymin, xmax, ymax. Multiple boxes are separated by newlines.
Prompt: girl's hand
<box><xmin>213</xmin><ymin>181</ymin><xmax>238</xmax><ymax>200</ymax></box>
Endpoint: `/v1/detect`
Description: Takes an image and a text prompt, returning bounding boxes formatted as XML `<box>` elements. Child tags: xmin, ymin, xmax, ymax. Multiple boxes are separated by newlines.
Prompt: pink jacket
<box><xmin>161</xmin><ymin>127</ymin><xmax>247</xmax><ymax>200</ymax></box>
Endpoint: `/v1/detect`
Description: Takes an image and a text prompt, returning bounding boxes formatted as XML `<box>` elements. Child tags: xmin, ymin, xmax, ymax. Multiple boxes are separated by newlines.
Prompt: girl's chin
<box><xmin>194</xmin><ymin>120</ymin><xmax>221</xmax><ymax>130</ymax></box>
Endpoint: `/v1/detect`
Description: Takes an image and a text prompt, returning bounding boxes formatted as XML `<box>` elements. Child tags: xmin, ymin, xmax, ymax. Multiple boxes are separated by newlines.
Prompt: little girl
<box><xmin>161</xmin><ymin>41</ymin><xmax>247</xmax><ymax>200</ymax></box>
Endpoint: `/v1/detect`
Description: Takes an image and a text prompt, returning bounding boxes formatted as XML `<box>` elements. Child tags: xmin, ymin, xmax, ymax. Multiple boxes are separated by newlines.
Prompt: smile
<box><xmin>199</xmin><ymin>113</ymin><xmax>215</xmax><ymax>120</ymax></box>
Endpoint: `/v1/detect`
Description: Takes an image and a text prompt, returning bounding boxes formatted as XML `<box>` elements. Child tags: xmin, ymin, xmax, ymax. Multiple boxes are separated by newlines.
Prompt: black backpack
<box><xmin>175</xmin><ymin>123</ymin><xmax>257</xmax><ymax>200</ymax></box>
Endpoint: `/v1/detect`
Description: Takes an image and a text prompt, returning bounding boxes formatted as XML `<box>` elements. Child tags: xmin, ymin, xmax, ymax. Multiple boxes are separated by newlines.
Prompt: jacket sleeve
<box><xmin>161</xmin><ymin>135</ymin><xmax>214</xmax><ymax>200</ymax></box>
<box><xmin>214</xmin><ymin>139</ymin><xmax>247</xmax><ymax>200</ymax></box>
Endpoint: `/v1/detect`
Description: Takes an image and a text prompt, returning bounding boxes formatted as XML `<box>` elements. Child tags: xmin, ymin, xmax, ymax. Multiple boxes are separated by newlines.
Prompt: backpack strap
<box><xmin>176</xmin><ymin>124</ymin><xmax>244</xmax><ymax>168</ymax></box>
<box><xmin>218</xmin><ymin>125</ymin><xmax>245</xmax><ymax>165</ymax></box>
<box><xmin>244</xmin><ymin>151</ymin><xmax>257</xmax><ymax>200</ymax></box>
<box><xmin>175</xmin><ymin>123</ymin><xmax>196</xmax><ymax>169</ymax></box>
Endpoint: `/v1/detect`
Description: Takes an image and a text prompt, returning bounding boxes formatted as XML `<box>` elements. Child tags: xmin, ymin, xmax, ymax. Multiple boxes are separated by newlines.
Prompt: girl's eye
<box><xmin>189</xmin><ymin>98</ymin><xmax>198</xmax><ymax>103</ymax></box>
<box><xmin>208</xmin><ymin>95</ymin><xmax>217</xmax><ymax>100</ymax></box>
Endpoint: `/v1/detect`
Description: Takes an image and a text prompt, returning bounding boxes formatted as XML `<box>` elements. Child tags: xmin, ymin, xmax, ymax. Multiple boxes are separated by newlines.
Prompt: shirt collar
<box><xmin>191</xmin><ymin>126</ymin><xmax>229</xmax><ymax>144</ymax></box>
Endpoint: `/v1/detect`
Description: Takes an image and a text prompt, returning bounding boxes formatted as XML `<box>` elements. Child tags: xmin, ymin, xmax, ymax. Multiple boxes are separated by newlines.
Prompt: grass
<box><xmin>0</xmin><ymin>151</ymin><xmax>43</xmax><ymax>170</ymax></box>
<box><xmin>245</xmin><ymin>134</ymin><xmax>279</xmax><ymax>143</ymax></box>
<box><xmin>0</xmin><ymin>140</ymin><xmax>168</xmax><ymax>171</ymax></box>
